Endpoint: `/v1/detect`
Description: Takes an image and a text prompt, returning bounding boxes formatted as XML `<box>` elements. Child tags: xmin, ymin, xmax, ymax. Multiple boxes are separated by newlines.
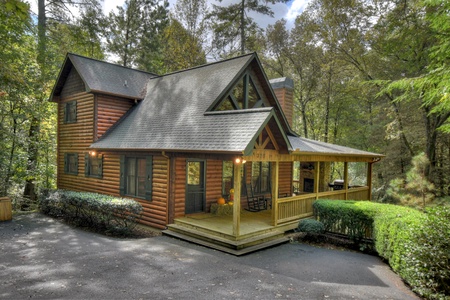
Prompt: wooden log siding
<box><xmin>205</xmin><ymin>159</ymin><xmax>223</xmax><ymax>210</ymax></box>
<box><xmin>57</xmin><ymin>92</ymin><xmax>94</xmax><ymax>188</ymax></box>
<box><xmin>278</xmin><ymin>162</ymin><xmax>292</xmax><ymax>197</ymax></box>
<box><xmin>173</xmin><ymin>157</ymin><xmax>186</xmax><ymax>218</ymax></box>
<box><xmin>137</xmin><ymin>156</ymin><xmax>169</xmax><ymax>229</ymax></box>
<box><xmin>60</xmin><ymin>68</ymin><xmax>85</xmax><ymax>98</ymax></box>
<box><xmin>96</xmin><ymin>95</ymin><xmax>135</xmax><ymax>139</ymax></box>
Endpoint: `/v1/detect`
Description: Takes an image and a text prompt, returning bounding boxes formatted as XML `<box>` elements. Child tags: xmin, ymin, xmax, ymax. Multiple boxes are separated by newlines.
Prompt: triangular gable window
<box><xmin>214</xmin><ymin>73</ymin><xmax>263</xmax><ymax>111</ymax></box>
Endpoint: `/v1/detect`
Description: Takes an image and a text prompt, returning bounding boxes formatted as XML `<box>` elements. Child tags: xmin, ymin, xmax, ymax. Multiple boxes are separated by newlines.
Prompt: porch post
<box><xmin>232</xmin><ymin>161</ymin><xmax>242</xmax><ymax>237</ymax></box>
<box><xmin>367</xmin><ymin>162</ymin><xmax>373</xmax><ymax>201</ymax></box>
<box><xmin>271</xmin><ymin>161</ymin><xmax>279</xmax><ymax>226</ymax></box>
<box><xmin>314</xmin><ymin>162</ymin><xmax>320</xmax><ymax>199</ymax></box>
<box><xmin>344</xmin><ymin>162</ymin><xmax>349</xmax><ymax>200</ymax></box>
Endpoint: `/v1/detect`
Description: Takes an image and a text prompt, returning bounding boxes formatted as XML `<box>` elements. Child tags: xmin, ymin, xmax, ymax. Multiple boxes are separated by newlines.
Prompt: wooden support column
<box><xmin>232</xmin><ymin>161</ymin><xmax>242</xmax><ymax>237</ymax></box>
<box><xmin>344</xmin><ymin>162</ymin><xmax>349</xmax><ymax>200</ymax></box>
<box><xmin>367</xmin><ymin>162</ymin><xmax>373</xmax><ymax>201</ymax></box>
<box><xmin>271</xmin><ymin>161</ymin><xmax>279</xmax><ymax>226</ymax></box>
<box><xmin>314</xmin><ymin>161</ymin><xmax>320</xmax><ymax>199</ymax></box>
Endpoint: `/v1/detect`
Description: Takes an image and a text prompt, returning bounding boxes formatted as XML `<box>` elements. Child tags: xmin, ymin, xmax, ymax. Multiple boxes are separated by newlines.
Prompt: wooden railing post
<box><xmin>271</xmin><ymin>161</ymin><xmax>279</xmax><ymax>226</ymax></box>
<box><xmin>314</xmin><ymin>162</ymin><xmax>320</xmax><ymax>199</ymax></box>
<box><xmin>232</xmin><ymin>160</ymin><xmax>242</xmax><ymax>237</ymax></box>
<box><xmin>367</xmin><ymin>162</ymin><xmax>373</xmax><ymax>201</ymax></box>
<box><xmin>344</xmin><ymin>162</ymin><xmax>348</xmax><ymax>200</ymax></box>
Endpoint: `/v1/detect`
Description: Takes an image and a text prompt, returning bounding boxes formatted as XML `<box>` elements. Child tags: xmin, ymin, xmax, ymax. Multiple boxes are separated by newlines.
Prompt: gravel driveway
<box><xmin>0</xmin><ymin>213</ymin><xmax>418</xmax><ymax>299</ymax></box>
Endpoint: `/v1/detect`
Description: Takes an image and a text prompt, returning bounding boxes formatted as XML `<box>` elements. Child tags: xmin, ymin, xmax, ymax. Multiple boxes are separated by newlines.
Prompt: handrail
<box><xmin>276</xmin><ymin>186</ymin><xmax>370</xmax><ymax>224</ymax></box>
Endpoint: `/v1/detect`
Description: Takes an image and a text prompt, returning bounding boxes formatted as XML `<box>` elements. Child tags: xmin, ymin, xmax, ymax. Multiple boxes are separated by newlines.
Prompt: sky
<box><xmin>29</xmin><ymin>0</ymin><xmax>310</xmax><ymax>30</ymax></box>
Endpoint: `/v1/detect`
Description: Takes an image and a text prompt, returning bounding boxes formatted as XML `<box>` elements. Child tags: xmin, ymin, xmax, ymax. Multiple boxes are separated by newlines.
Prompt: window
<box><xmin>85</xmin><ymin>153</ymin><xmax>103</xmax><ymax>178</ymax></box>
<box><xmin>64</xmin><ymin>153</ymin><xmax>78</xmax><ymax>175</ymax></box>
<box><xmin>215</xmin><ymin>74</ymin><xmax>263</xmax><ymax>111</ymax></box>
<box><xmin>293</xmin><ymin>161</ymin><xmax>301</xmax><ymax>194</ymax></box>
<box><xmin>252</xmin><ymin>162</ymin><xmax>270</xmax><ymax>193</ymax></box>
<box><xmin>64</xmin><ymin>101</ymin><xmax>77</xmax><ymax>123</ymax></box>
<box><xmin>120</xmin><ymin>156</ymin><xmax>152</xmax><ymax>200</ymax></box>
<box><xmin>222</xmin><ymin>161</ymin><xmax>234</xmax><ymax>195</ymax></box>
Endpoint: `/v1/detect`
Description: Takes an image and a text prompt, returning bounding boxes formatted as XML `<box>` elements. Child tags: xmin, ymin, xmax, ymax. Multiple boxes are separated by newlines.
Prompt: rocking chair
<box><xmin>244</xmin><ymin>183</ymin><xmax>266</xmax><ymax>212</ymax></box>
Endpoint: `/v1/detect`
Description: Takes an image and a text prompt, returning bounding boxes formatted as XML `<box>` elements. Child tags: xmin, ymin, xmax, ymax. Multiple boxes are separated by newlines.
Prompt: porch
<box><xmin>164</xmin><ymin>186</ymin><xmax>371</xmax><ymax>255</ymax></box>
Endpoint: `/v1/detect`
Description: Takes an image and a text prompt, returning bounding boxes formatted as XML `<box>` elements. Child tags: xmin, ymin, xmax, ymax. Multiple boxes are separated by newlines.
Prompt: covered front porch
<box><xmin>164</xmin><ymin>146</ymin><xmax>382</xmax><ymax>255</ymax></box>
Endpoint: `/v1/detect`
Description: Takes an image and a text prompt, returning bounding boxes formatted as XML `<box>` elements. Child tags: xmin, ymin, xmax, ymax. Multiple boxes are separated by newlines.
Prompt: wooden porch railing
<box><xmin>276</xmin><ymin>186</ymin><xmax>370</xmax><ymax>225</ymax></box>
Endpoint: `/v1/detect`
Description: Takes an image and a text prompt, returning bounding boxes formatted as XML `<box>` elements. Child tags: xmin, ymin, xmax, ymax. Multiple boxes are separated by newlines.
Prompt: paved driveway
<box><xmin>0</xmin><ymin>213</ymin><xmax>418</xmax><ymax>299</ymax></box>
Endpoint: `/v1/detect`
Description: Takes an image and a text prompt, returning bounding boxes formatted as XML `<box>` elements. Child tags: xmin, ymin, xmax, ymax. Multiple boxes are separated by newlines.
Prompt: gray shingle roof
<box><xmin>51</xmin><ymin>53</ymin><xmax>158</xmax><ymax>100</ymax></box>
<box><xmin>91</xmin><ymin>54</ymin><xmax>274</xmax><ymax>153</ymax></box>
<box><xmin>289</xmin><ymin>136</ymin><xmax>383</xmax><ymax>158</ymax></box>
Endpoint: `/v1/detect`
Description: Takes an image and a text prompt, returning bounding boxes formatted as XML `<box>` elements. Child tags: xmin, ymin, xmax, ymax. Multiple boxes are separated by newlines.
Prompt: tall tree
<box><xmin>173</xmin><ymin>0</ymin><xmax>210</xmax><ymax>49</ymax></box>
<box><xmin>21</xmin><ymin>0</ymin><xmax>104</xmax><ymax>204</ymax></box>
<box><xmin>161</xmin><ymin>17</ymin><xmax>206</xmax><ymax>73</ymax></box>
<box><xmin>210</xmin><ymin>0</ymin><xmax>287</xmax><ymax>56</ymax></box>
<box><xmin>104</xmin><ymin>0</ymin><xmax>169</xmax><ymax>73</ymax></box>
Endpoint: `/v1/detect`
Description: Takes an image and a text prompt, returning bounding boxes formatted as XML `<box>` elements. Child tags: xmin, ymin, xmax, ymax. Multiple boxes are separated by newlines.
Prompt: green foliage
<box><xmin>314</xmin><ymin>200</ymin><xmax>450</xmax><ymax>299</ymax></box>
<box><xmin>313</xmin><ymin>200</ymin><xmax>377</xmax><ymax>240</ymax></box>
<box><xmin>210</xmin><ymin>0</ymin><xmax>288</xmax><ymax>56</ymax></box>
<box><xmin>104</xmin><ymin>0</ymin><xmax>169</xmax><ymax>72</ymax></box>
<box><xmin>297</xmin><ymin>219</ymin><xmax>325</xmax><ymax>234</ymax></box>
<box><xmin>161</xmin><ymin>18</ymin><xmax>206</xmax><ymax>73</ymax></box>
<box><xmin>40</xmin><ymin>190</ymin><xmax>143</xmax><ymax>235</ymax></box>
<box><xmin>401</xmin><ymin>206</ymin><xmax>450</xmax><ymax>298</ymax></box>
<box><xmin>387</xmin><ymin>153</ymin><xmax>435</xmax><ymax>208</ymax></box>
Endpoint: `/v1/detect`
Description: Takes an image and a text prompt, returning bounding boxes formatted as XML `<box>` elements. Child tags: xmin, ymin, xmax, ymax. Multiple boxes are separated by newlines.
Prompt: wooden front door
<box><xmin>185</xmin><ymin>160</ymin><xmax>206</xmax><ymax>214</ymax></box>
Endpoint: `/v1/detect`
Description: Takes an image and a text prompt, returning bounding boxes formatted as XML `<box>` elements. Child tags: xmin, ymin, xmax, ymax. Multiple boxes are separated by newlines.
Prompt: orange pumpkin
<box><xmin>217</xmin><ymin>197</ymin><xmax>226</xmax><ymax>205</ymax></box>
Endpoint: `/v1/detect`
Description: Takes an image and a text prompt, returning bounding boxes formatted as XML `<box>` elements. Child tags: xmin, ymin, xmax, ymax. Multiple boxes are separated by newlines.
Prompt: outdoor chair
<box><xmin>244</xmin><ymin>183</ymin><xmax>266</xmax><ymax>212</ymax></box>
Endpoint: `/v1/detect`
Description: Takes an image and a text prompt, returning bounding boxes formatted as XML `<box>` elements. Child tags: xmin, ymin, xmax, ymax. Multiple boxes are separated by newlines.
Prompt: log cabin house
<box><xmin>50</xmin><ymin>53</ymin><xmax>383</xmax><ymax>254</ymax></box>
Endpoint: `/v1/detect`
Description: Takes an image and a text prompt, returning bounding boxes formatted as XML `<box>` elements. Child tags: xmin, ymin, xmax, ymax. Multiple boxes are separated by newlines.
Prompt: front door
<box><xmin>186</xmin><ymin>160</ymin><xmax>206</xmax><ymax>214</ymax></box>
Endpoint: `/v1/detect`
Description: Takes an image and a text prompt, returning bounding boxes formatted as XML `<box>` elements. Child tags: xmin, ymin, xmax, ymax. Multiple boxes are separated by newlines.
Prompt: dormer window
<box><xmin>215</xmin><ymin>73</ymin><xmax>263</xmax><ymax>111</ymax></box>
<box><xmin>64</xmin><ymin>101</ymin><xmax>77</xmax><ymax>123</ymax></box>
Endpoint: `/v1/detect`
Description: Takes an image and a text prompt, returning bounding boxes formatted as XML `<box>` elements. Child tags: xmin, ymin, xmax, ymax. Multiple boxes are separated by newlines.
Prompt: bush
<box><xmin>39</xmin><ymin>189</ymin><xmax>142</xmax><ymax>235</ymax></box>
<box><xmin>298</xmin><ymin>219</ymin><xmax>325</xmax><ymax>234</ymax></box>
<box><xmin>313</xmin><ymin>200</ymin><xmax>450</xmax><ymax>299</ymax></box>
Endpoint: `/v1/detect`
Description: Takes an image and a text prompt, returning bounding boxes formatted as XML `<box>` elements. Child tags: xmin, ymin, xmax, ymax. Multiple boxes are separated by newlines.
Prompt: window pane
<box><xmin>137</xmin><ymin>158</ymin><xmax>146</xmax><ymax>197</ymax></box>
<box><xmin>126</xmin><ymin>158</ymin><xmax>136</xmax><ymax>195</ymax></box>
<box><xmin>68</xmin><ymin>154</ymin><xmax>76</xmax><ymax>173</ymax></box>
<box><xmin>261</xmin><ymin>162</ymin><xmax>270</xmax><ymax>192</ymax></box>
<box><xmin>248</xmin><ymin>80</ymin><xmax>259</xmax><ymax>108</ymax></box>
<box><xmin>251</xmin><ymin>162</ymin><xmax>260</xmax><ymax>190</ymax></box>
<box><xmin>232</xmin><ymin>78</ymin><xmax>244</xmax><ymax>109</ymax></box>
<box><xmin>222</xmin><ymin>161</ymin><xmax>233</xmax><ymax>194</ymax></box>
<box><xmin>89</xmin><ymin>156</ymin><xmax>99</xmax><ymax>176</ymax></box>
<box><xmin>188</xmin><ymin>162</ymin><xmax>200</xmax><ymax>185</ymax></box>
<box><xmin>66</xmin><ymin>101</ymin><xmax>76</xmax><ymax>122</ymax></box>
<box><xmin>216</xmin><ymin>97</ymin><xmax>235</xmax><ymax>111</ymax></box>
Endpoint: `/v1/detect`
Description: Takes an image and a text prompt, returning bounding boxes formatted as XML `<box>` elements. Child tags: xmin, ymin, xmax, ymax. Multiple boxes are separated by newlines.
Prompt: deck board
<box><xmin>176</xmin><ymin>209</ymin><xmax>273</xmax><ymax>236</ymax></box>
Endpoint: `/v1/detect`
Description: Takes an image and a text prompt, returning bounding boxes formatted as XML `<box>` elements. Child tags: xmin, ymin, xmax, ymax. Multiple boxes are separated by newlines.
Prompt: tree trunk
<box><xmin>240</xmin><ymin>0</ymin><xmax>245</xmax><ymax>55</ymax></box>
<box><xmin>23</xmin><ymin>117</ymin><xmax>40</xmax><ymax>207</ymax></box>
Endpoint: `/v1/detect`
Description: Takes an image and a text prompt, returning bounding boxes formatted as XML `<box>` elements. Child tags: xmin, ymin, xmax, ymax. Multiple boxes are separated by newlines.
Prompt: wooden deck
<box><xmin>163</xmin><ymin>187</ymin><xmax>371</xmax><ymax>255</ymax></box>
<box><xmin>163</xmin><ymin>209</ymin><xmax>298</xmax><ymax>255</ymax></box>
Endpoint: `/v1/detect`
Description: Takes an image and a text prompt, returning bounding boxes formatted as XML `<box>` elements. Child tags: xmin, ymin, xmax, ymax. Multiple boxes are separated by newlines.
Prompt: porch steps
<box><xmin>163</xmin><ymin>224</ymin><xmax>289</xmax><ymax>256</ymax></box>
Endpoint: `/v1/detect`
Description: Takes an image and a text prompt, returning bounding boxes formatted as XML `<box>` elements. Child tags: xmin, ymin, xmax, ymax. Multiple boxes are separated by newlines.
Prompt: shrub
<box><xmin>313</xmin><ymin>200</ymin><xmax>450</xmax><ymax>299</ymax></box>
<box><xmin>39</xmin><ymin>189</ymin><xmax>142</xmax><ymax>235</ymax></box>
<box><xmin>298</xmin><ymin>219</ymin><xmax>325</xmax><ymax>234</ymax></box>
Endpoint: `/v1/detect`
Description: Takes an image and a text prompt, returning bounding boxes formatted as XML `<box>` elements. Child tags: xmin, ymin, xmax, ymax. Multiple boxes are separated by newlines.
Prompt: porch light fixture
<box><xmin>89</xmin><ymin>151</ymin><xmax>96</xmax><ymax>156</ymax></box>
<box><xmin>235</xmin><ymin>158</ymin><xmax>247</xmax><ymax>164</ymax></box>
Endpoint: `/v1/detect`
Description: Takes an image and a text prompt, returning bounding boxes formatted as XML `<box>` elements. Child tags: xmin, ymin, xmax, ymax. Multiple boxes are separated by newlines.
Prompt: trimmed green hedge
<box><xmin>298</xmin><ymin>219</ymin><xmax>325</xmax><ymax>234</ymax></box>
<box><xmin>39</xmin><ymin>189</ymin><xmax>142</xmax><ymax>235</ymax></box>
<box><xmin>313</xmin><ymin>200</ymin><xmax>450</xmax><ymax>299</ymax></box>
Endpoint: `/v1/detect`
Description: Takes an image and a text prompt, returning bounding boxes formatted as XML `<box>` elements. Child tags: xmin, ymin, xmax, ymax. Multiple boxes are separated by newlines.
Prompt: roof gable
<box><xmin>91</xmin><ymin>54</ymin><xmax>266</xmax><ymax>152</ymax></box>
<box><xmin>50</xmin><ymin>53</ymin><xmax>158</xmax><ymax>102</ymax></box>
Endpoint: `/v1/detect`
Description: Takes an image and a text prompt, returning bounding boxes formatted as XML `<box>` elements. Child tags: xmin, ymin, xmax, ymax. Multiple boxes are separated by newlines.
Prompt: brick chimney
<box><xmin>269</xmin><ymin>77</ymin><xmax>294</xmax><ymax>128</ymax></box>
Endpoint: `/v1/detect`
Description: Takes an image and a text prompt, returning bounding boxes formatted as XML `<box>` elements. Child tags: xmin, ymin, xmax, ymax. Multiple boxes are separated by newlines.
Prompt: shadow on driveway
<box><xmin>0</xmin><ymin>213</ymin><xmax>418</xmax><ymax>299</ymax></box>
